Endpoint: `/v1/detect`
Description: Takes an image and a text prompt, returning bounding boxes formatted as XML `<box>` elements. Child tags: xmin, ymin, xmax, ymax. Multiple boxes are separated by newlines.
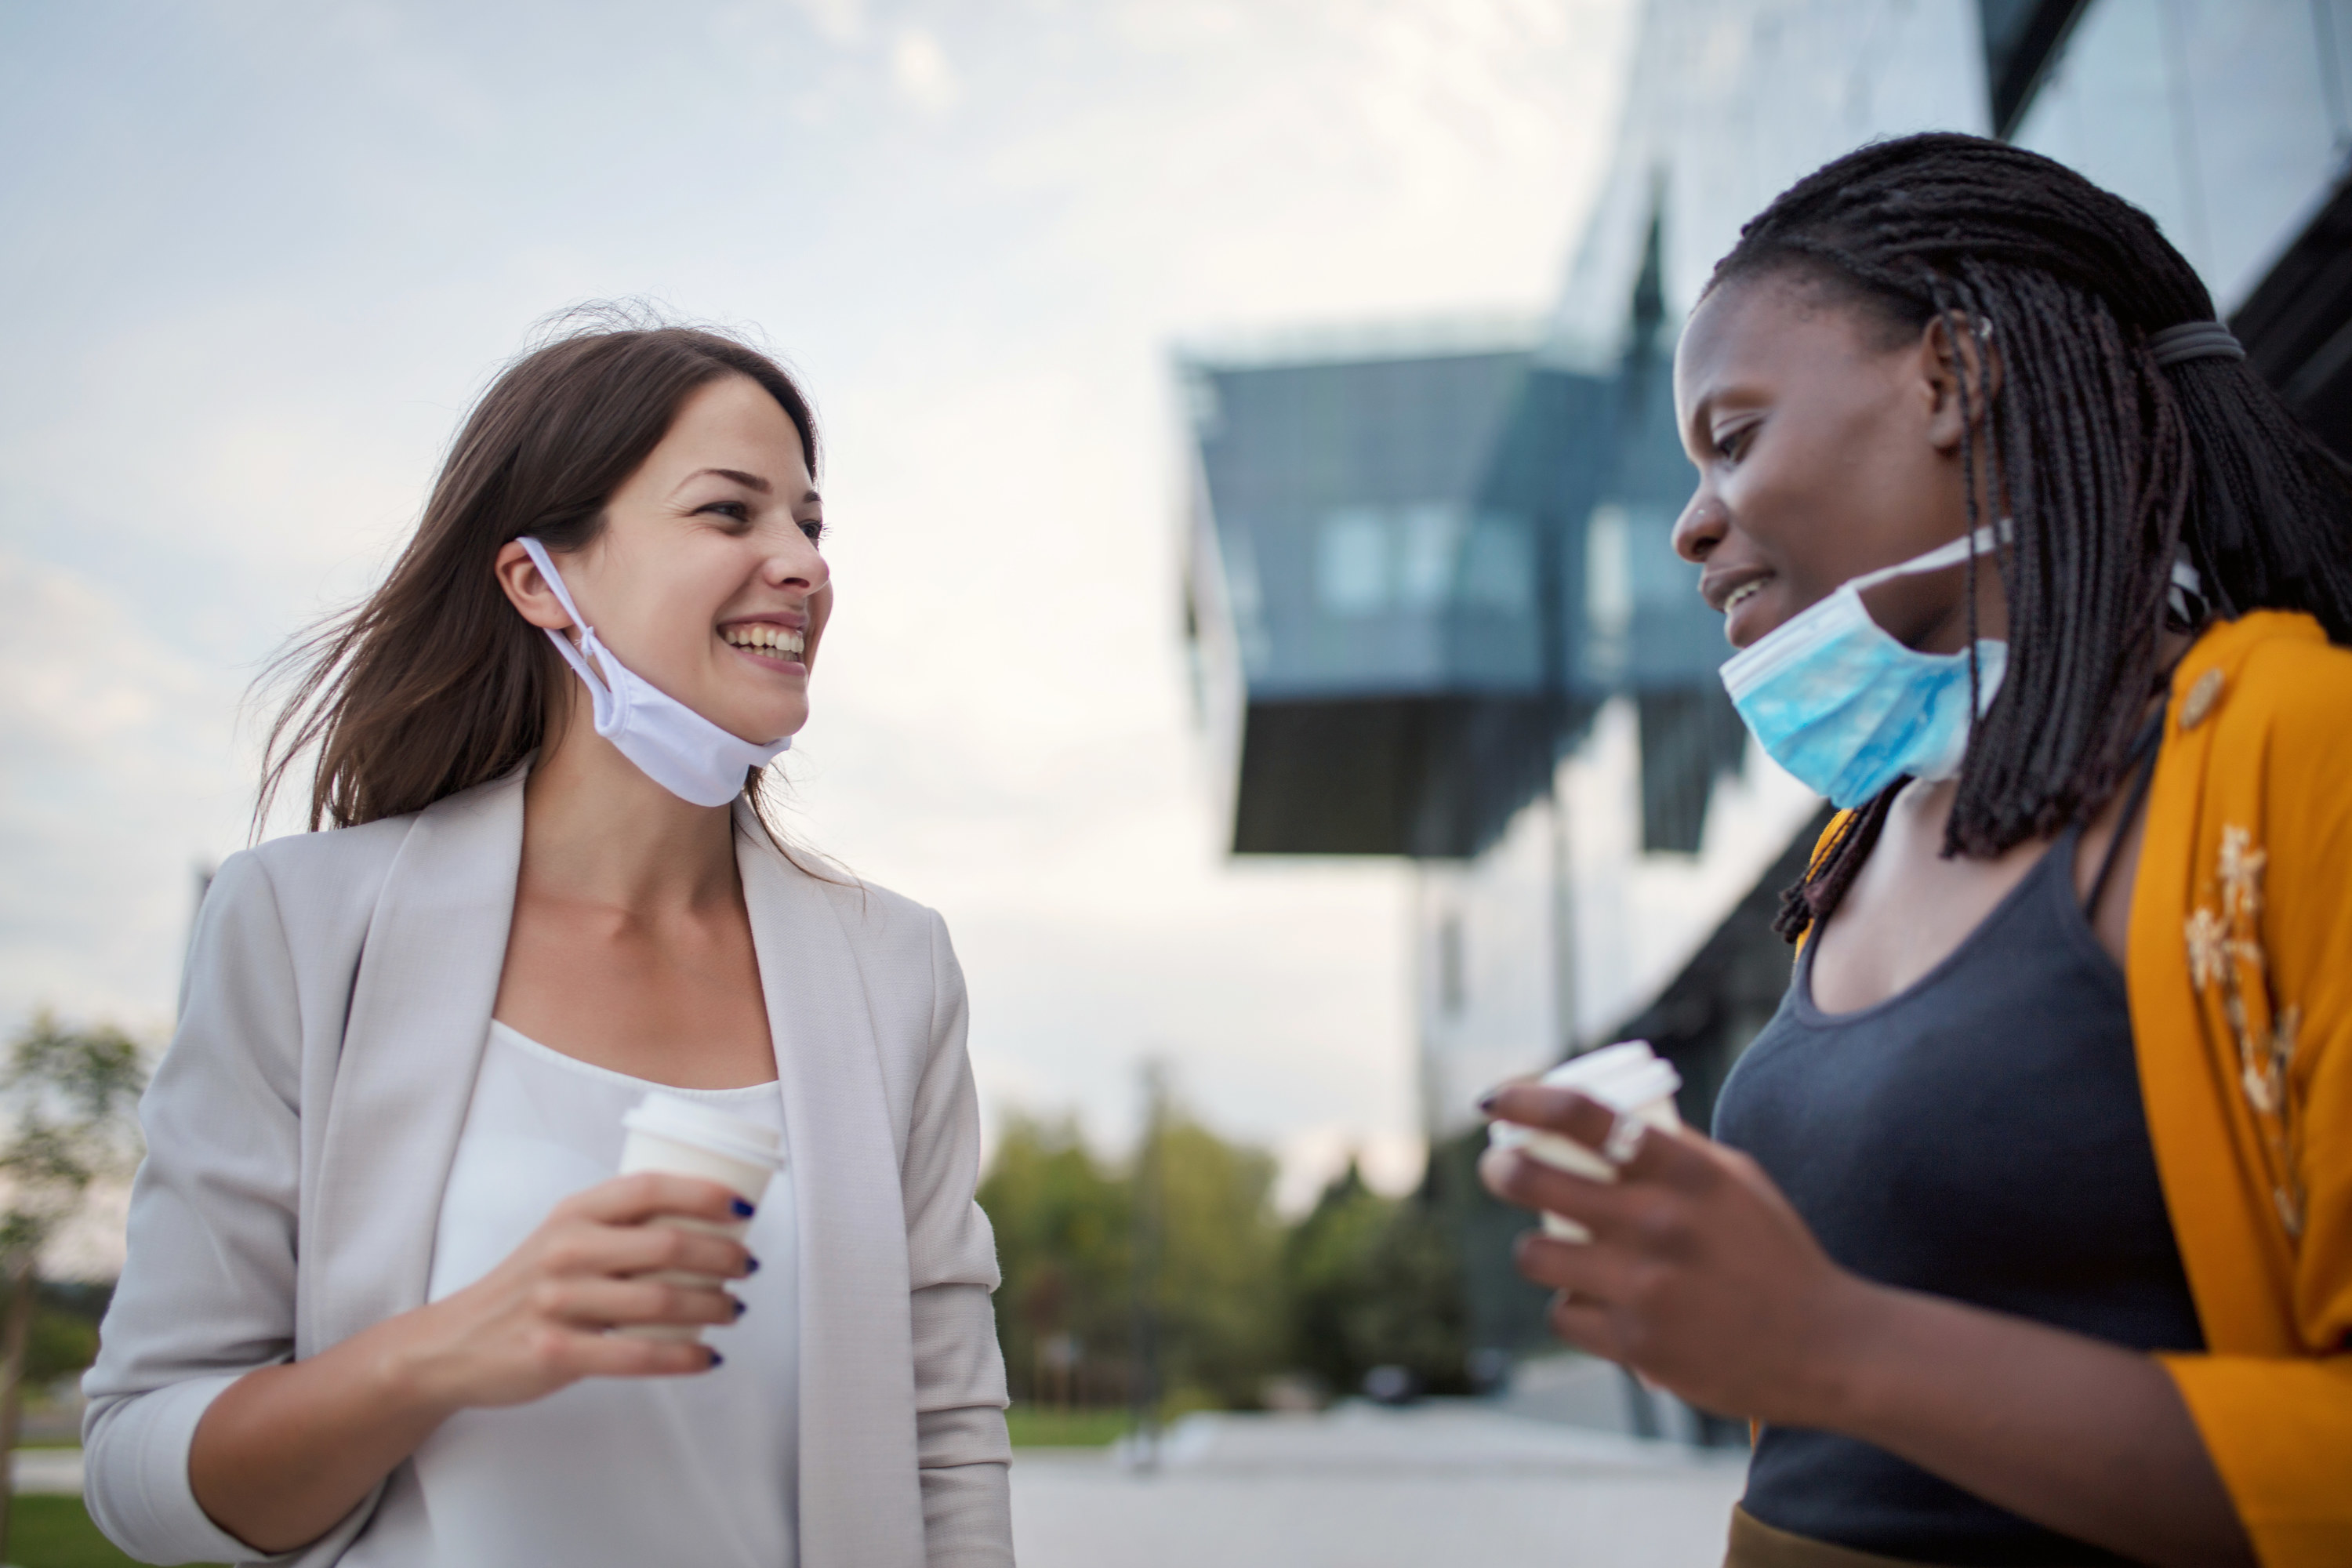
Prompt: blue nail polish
<box><xmin>1475</xmin><ymin>1091</ymin><xmax>1499</xmax><ymax>1112</ymax></box>
<box><xmin>745</xmin><ymin>1254</ymin><xmax>761</xmax><ymax>1275</ymax></box>
<box><xmin>708</xmin><ymin>1350</ymin><xmax>724</xmax><ymax>1368</ymax></box>
<box><xmin>733</xmin><ymin>1297</ymin><xmax>748</xmax><ymax>1319</ymax></box>
<box><xmin>731</xmin><ymin>1197</ymin><xmax>756</xmax><ymax>1218</ymax></box>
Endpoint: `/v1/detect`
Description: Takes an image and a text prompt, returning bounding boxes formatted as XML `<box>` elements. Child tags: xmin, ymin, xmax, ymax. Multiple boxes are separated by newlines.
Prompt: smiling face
<box><xmin>499</xmin><ymin>372</ymin><xmax>830</xmax><ymax>748</ymax></box>
<box><xmin>1670</xmin><ymin>270</ymin><xmax>2003</xmax><ymax>655</ymax></box>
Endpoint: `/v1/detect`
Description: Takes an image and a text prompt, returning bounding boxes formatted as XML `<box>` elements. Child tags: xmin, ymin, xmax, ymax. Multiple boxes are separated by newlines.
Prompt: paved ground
<box><xmin>1009</xmin><ymin>1403</ymin><xmax>1749</xmax><ymax>1568</ymax></box>
<box><xmin>12</xmin><ymin>1367</ymin><xmax>1755</xmax><ymax>1563</ymax></box>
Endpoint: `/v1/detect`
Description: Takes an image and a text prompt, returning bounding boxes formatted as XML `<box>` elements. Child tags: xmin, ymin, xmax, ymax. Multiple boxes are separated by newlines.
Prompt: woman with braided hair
<box><xmin>1479</xmin><ymin>132</ymin><xmax>2352</xmax><ymax>1567</ymax></box>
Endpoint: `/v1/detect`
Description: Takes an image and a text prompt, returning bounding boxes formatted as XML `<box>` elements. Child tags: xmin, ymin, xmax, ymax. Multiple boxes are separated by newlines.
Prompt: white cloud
<box><xmin>891</xmin><ymin>24</ymin><xmax>960</xmax><ymax>114</ymax></box>
<box><xmin>0</xmin><ymin>550</ymin><xmax>241</xmax><ymax>1033</ymax></box>
<box><xmin>795</xmin><ymin>0</ymin><xmax>869</xmax><ymax>45</ymax></box>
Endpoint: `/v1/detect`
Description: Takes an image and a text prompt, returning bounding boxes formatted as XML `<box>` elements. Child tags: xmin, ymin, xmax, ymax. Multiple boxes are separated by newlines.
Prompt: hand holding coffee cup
<box><xmin>382</xmin><ymin>1173</ymin><xmax>753</xmax><ymax>1417</ymax></box>
<box><xmin>1477</xmin><ymin>1052</ymin><xmax>1878</xmax><ymax>1428</ymax></box>
<box><xmin>615</xmin><ymin>1094</ymin><xmax>783</xmax><ymax>1343</ymax></box>
<box><xmin>1483</xmin><ymin>1041</ymin><xmax>1682</xmax><ymax>1240</ymax></box>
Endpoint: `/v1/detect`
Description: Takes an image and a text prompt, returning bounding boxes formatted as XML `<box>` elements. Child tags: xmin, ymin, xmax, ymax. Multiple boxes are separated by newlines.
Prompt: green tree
<box><xmin>978</xmin><ymin>1114</ymin><xmax>1131</xmax><ymax>1406</ymax></box>
<box><xmin>1149</xmin><ymin>1113</ymin><xmax>1283</xmax><ymax>1410</ymax></box>
<box><xmin>1284</xmin><ymin>1161</ymin><xmax>1468</xmax><ymax>1398</ymax></box>
<box><xmin>0</xmin><ymin>1013</ymin><xmax>147</xmax><ymax>1557</ymax></box>
<box><xmin>24</xmin><ymin>1290</ymin><xmax>101</xmax><ymax>1388</ymax></box>
<box><xmin>978</xmin><ymin>1102</ymin><xmax>1289</xmax><ymax>1415</ymax></box>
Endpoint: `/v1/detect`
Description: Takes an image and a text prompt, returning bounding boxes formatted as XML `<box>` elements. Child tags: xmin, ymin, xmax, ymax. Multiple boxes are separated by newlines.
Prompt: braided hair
<box><xmin>1718</xmin><ymin>133</ymin><xmax>2352</xmax><ymax>942</ymax></box>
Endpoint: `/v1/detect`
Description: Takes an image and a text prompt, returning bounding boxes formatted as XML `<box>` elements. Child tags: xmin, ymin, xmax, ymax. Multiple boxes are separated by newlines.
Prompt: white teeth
<box><xmin>724</xmin><ymin>626</ymin><xmax>804</xmax><ymax>656</ymax></box>
<box><xmin>1723</xmin><ymin>580</ymin><xmax>1766</xmax><ymax>613</ymax></box>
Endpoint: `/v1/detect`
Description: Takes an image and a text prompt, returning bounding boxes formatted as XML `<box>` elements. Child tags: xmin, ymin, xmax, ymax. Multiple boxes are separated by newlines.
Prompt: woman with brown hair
<box><xmin>1482</xmin><ymin>135</ymin><xmax>2352</xmax><ymax>1567</ymax></box>
<box><xmin>80</xmin><ymin>318</ymin><xmax>1012</xmax><ymax>1566</ymax></box>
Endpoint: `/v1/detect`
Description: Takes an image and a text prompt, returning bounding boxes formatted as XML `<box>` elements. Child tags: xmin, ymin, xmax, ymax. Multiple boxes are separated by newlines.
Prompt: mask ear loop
<box><xmin>516</xmin><ymin>535</ymin><xmax>587</xmax><ymax>637</ymax></box>
<box><xmin>1844</xmin><ymin>524</ymin><xmax>2011</xmax><ymax>593</ymax></box>
<box><xmin>516</xmin><ymin>536</ymin><xmax>622</xmax><ymax>727</ymax></box>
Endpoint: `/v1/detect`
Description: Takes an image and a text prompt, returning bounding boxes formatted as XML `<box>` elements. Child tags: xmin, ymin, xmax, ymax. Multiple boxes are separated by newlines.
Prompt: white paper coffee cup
<box><xmin>615</xmin><ymin>1093</ymin><xmax>783</xmax><ymax>1341</ymax></box>
<box><xmin>1487</xmin><ymin>1040</ymin><xmax>1682</xmax><ymax>1241</ymax></box>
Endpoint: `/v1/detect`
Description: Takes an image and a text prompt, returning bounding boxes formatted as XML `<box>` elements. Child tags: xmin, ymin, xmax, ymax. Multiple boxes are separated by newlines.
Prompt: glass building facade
<box><xmin>1181</xmin><ymin>0</ymin><xmax>2352</xmax><ymax>1389</ymax></box>
<box><xmin>2010</xmin><ymin>0</ymin><xmax>2352</xmax><ymax>455</ymax></box>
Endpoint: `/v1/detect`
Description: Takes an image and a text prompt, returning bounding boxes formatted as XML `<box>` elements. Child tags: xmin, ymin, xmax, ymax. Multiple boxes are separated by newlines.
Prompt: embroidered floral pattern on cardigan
<box><xmin>2185</xmin><ymin>824</ymin><xmax>2305</xmax><ymax>1236</ymax></box>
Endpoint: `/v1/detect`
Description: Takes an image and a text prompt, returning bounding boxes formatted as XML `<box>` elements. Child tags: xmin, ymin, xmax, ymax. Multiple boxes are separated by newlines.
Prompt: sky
<box><xmin>0</xmin><ymin>0</ymin><xmax>1636</xmax><ymax>1213</ymax></box>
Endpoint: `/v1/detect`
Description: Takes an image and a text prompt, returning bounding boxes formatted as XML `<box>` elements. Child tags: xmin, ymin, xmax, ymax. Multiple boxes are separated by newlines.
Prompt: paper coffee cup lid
<box><xmin>1535</xmin><ymin>1040</ymin><xmax>1680</xmax><ymax>1111</ymax></box>
<box><xmin>622</xmin><ymin>1093</ymin><xmax>784</xmax><ymax>1170</ymax></box>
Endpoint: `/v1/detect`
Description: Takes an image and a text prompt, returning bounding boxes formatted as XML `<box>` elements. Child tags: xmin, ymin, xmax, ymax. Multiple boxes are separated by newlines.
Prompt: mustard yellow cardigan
<box><xmin>1804</xmin><ymin>611</ymin><xmax>2352</xmax><ymax>1567</ymax></box>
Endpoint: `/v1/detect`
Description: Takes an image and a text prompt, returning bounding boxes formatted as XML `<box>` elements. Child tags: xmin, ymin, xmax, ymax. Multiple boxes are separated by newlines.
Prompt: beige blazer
<box><xmin>82</xmin><ymin>768</ymin><xmax>1013</xmax><ymax>1566</ymax></box>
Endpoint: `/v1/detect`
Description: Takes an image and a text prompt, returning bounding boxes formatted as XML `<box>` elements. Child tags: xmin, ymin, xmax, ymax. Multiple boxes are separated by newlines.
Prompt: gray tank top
<box><xmin>1713</xmin><ymin>777</ymin><xmax>2202</xmax><ymax>1564</ymax></box>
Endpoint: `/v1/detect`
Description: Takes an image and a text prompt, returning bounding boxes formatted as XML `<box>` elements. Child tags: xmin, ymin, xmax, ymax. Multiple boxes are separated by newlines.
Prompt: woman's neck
<box><xmin>521</xmin><ymin>707</ymin><xmax>741</xmax><ymax>913</ymax></box>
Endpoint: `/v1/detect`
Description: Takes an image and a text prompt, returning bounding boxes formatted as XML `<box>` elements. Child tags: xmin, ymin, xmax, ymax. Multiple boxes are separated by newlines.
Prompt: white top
<box><xmin>343</xmin><ymin>1022</ymin><xmax>800</xmax><ymax>1568</ymax></box>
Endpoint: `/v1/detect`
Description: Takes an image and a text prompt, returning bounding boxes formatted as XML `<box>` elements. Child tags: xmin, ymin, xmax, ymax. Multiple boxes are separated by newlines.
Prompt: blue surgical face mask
<box><xmin>1719</xmin><ymin>528</ymin><xmax>2005</xmax><ymax>809</ymax></box>
<box><xmin>518</xmin><ymin>535</ymin><xmax>792</xmax><ymax>808</ymax></box>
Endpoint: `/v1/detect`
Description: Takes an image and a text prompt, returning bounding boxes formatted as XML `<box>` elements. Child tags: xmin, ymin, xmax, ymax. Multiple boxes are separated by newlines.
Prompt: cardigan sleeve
<box><xmin>2158</xmin><ymin>625</ymin><xmax>2352</xmax><ymax>1568</ymax></box>
<box><xmin>81</xmin><ymin>851</ymin><xmax>314</xmax><ymax>1566</ymax></box>
<box><xmin>902</xmin><ymin>907</ymin><xmax>1014</xmax><ymax>1568</ymax></box>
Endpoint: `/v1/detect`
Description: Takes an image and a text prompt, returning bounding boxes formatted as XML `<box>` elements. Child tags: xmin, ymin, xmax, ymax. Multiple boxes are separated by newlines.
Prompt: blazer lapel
<box><xmin>303</xmin><ymin>769</ymin><xmax>525</xmax><ymax>1356</ymax></box>
<box><xmin>737</xmin><ymin>826</ymin><xmax>927</xmax><ymax>1568</ymax></box>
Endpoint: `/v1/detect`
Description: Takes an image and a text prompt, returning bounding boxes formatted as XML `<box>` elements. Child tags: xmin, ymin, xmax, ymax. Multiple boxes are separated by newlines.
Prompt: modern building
<box><xmin>2006</xmin><ymin>0</ymin><xmax>2352</xmax><ymax>459</ymax></box>
<box><xmin>1180</xmin><ymin>0</ymin><xmax>2352</xmax><ymax>1398</ymax></box>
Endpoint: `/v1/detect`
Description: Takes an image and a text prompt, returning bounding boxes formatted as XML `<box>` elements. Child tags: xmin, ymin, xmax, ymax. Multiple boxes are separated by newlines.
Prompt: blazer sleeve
<box><xmin>902</xmin><ymin>907</ymin><xmax>1014</xmax><ymax>1568</ymax></box>
<box><xmin>81</xmin><ymin>851</ymin><xmax>312</xmax><ymax>1566</ymax></box>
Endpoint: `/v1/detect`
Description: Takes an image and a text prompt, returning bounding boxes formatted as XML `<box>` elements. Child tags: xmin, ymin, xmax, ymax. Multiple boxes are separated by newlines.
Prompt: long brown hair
<box><xmin>257</xmin><ymin>310</ymin><xmax>821</xmax><ymax>841</ymax></box>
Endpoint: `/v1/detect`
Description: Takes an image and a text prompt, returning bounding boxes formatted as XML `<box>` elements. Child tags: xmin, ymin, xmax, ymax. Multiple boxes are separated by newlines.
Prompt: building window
<box><xmin>1457</xmin><ymin>514</ymin><xmax>1534</xmax><ymax>612</ymax></box>
<box><xmin>1585</xmin><ymin>501</ymin><xmax>1632</xmax><ymax>682</ymax></box>
<box><xmin>1315</xmin><ymin>509</ymin><xmax>1389</xmax><ymax>615</ymax></box>
<box><xmin>1314</xmin><ymin>503</ymin><xmax>1518</xmax><ymax>616</ymax></box>
<box><xmin>1394</xmin><ymin>504</ymin><xmax>1465</xmax><ymax>610</ymax></box>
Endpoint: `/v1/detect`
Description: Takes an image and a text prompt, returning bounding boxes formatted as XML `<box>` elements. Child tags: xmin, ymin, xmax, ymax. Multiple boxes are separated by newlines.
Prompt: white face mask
<box><xmin>517</xmin><ymin>535</ymin><xmax>791</xmax><ymax>808</ymax></box>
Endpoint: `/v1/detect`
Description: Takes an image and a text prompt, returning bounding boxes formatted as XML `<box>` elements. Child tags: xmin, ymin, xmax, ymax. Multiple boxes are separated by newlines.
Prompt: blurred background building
<box><xmin>1178</xmin><ymin>0</ymin><xmax>2352</xmax><ymax>1430</ymax></box>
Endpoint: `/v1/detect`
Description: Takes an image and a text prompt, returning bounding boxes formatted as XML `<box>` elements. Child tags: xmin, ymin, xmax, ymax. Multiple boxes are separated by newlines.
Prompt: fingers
<box><xmin>1479</xmin><ymin>1145</ymin><xmax>1644</xmax><ymax>1239</ymax></box>
<box><xmin>540</xmin><ymin>1217</ymin><xmax>753</xmax><ymax>1283</ymax></box>
<box><xmin>1545</xmin><ymin>1294</ymin><xmax>1626</xmax><ymax>1362</ymax></box>
<box><xmin>537</xmin><ymin>1276</ymin><xmax>743</xmax><ymax>1331</ymax></box>
<box><xmin>1481</xmin><ymin>1087</ymin><xmax>1715</xmax><ymax>1190</ymax></box>
<box><xmin>538</xmin><ymin>1329</ymin><xmax>722</xmax><ymax>1381</ymax></box>
<box><xmin>1512</xmin><ymin>1232</ymin><xmax>1642</xmax><ymax>1301</ymax></box>
<box><xmin>1483</xmin><ymin>1082</ymin><xmax>1614</xmax><ymax>1141</ymax></box>
<box><xmin>559</xmin><ymin>1173</ymin><xmax>752</xmax><ymax>1228</ymax></box>
<box><xmin>1482</xmin><ymin>1146</ymin><xmax>1714</xmax><ymax>1267</ymax></box>
<box><xmin>1481</xmin><ymin>1143</ymin><xmax>1595</xmax><ymax>1221</ymax></box>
